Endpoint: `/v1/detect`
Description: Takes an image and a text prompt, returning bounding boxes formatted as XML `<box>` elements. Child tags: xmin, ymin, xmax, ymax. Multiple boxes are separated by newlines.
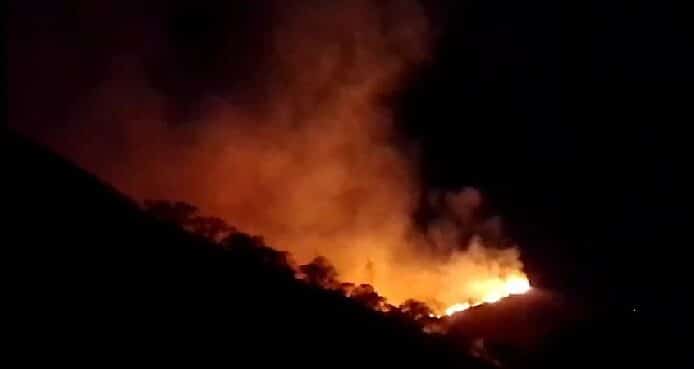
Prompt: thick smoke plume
<box><xmin>14</xmin><ymin>0</ymin><xmax>527</xmax><ymax>312</ymax></box>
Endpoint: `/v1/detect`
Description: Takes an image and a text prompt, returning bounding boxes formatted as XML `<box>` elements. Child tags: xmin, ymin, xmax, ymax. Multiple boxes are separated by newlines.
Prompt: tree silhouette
<box><xmin>351</xmin><ymin>284</ymin><xmax>389</xmax><ymax>312</ymax></box>
<box><xmin>221</xmin><ymin>232</ymin><xmax>296</xmax><ymax>278</ymax></box>
<box><xmin>300</xmin><ymin>256</ymin><xmax>340</xmax><ymax>290</ymax></box>
<box><xmin>339</xmin><ymin>282</ymin><xmax>356</xmax><ymax>297</ymax></box>
<box><xmin>189</xmin><ymin>216</ymin><xmax>236</xmax><ymax>241</ymax></box>
<box><xmin>144</xmin><ymin>200</ymin><xmax>235</xmax><ymax>241</ymax></box>
<box><xmin>399</xmin><ymin>299</ymin><xmax>434</xmax><ymax>321</ymax></box>
<box><xmin>144</xmin><ymin>200</ymin><xmax>198</xmax><ymax>226</ymax></box>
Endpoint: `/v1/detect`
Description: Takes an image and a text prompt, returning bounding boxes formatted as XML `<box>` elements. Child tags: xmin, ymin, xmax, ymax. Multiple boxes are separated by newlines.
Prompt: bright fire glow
<box><xmin>505</xmin><ymin>276</ymin><xmax>531</xmax><ymax>295</ymax></box>
<box><xmin>441</xmin><ymin>276</ymin><xmax>531</xmax><ymax>317</ymax></box>
<box><xmin>445</xmin><ymin>303</ymin><xmax>471</xmax><ymax>316</ymax></box>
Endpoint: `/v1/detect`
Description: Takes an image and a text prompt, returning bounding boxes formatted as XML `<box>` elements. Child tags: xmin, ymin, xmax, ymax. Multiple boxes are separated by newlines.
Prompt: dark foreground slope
<box><xmin>445</xmin><ymin>283</ymin><xmax>686</xmax><ymax>368</ymax></box>
<box><xmin>7</xmin><ymin>130</ymin><xmax>486</xmax><ymax>368</ymax></box>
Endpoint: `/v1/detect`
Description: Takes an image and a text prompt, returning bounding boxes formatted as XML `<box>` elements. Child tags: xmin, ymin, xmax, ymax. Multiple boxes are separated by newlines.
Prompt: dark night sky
<box><xmin>9</xmin><ymin>0</ymin><xmax>692</xmax><ymax>318</ymax></box>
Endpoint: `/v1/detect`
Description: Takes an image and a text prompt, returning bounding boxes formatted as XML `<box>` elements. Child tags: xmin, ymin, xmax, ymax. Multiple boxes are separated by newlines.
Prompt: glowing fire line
<box><xmin>436</xmin><ymin>276</ymin><xmax>531</xmax><ymax>317</ymax></box>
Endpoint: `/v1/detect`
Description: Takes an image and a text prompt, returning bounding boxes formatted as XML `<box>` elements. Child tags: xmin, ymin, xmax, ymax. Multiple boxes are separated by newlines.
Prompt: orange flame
<box><xmin>441</xmin><ymin>275</ymin><xmax>531</xmax><ymax>316</ymax></box>
<box><xmin>32</xmin><ymin>0</ymin><xmax>532</xmax><ymax>321</ymax></box>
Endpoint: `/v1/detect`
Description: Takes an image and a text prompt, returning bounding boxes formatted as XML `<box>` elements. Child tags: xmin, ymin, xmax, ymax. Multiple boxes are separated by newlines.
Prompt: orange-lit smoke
<box><xmin>19</xmin><ymin>1</ymin><xmax>529</xmax><ymax>314</ymax></box>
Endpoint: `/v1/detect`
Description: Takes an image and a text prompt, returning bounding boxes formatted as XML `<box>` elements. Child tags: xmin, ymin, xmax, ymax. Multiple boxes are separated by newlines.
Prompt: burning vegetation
<box><xmin>20</xmin><ymin>0</ymin><xmax>531</xmax><ymax>318</ymax></box>
<box><xmin>145</xmin><ymin>199</ymin><xmax>530</xmax><ymax>320</ymax></box>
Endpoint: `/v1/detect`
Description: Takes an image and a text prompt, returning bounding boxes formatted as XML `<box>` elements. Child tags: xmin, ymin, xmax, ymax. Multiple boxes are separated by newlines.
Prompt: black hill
<box><xmin>8</xmin><ymin>130</ymin><xmax>685</xmax><ymax>368</ymax></box>
<box><xmin>8</xmin><ymin>130</ymin><xmax>490</xmax><ymax>368</ymax></box>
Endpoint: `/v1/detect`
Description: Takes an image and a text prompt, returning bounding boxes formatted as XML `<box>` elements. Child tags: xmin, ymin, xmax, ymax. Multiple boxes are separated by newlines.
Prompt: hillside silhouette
<box><xmin>9</xmin><ymin>130</ymin><xmax>678</xmax><ymax>368</ymax></box>
<box><xmin>8</xmin><ymin>130</ymin><xmax>492</xmax><ymax>368</ymax></box>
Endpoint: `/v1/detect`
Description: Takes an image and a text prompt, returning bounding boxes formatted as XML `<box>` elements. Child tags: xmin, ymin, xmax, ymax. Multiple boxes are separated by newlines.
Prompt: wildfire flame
<box><xmin>445</xmin><ymin>303</ymin><xmax>471</xmax><ymax>316</ymax></box>
<box><xmin>440</xmin><ymin>276</ymin><xmax>531</xmax><ymax>317</ymax></box>
<box><xmin>35</xmin><ymin>0</ymin><xmax>534</xmax><ymax>323</ymax></box>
